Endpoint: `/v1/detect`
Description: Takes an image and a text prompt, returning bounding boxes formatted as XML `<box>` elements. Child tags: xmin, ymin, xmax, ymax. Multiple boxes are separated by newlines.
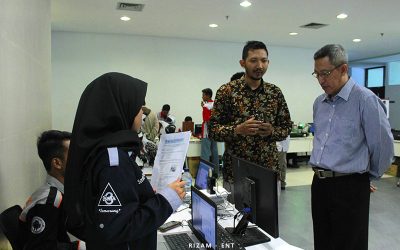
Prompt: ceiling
<box><xmin>51</xmin><ymin>0</ymin><xmax>400</xmax><ymax>61</ymax></box>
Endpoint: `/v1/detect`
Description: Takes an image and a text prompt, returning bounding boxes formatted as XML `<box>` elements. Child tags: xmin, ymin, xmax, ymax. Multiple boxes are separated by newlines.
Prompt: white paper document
<box><xmin>151</xmin><ymin>131</ymin><xmax>191</xmax><ymax>191</ymax></box>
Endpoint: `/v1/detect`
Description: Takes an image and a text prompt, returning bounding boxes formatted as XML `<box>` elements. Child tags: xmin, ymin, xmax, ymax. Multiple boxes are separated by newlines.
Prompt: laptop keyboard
<box><xmin>164</xmin><ymin>233</ymin><xmax>195</xmax><ymax>250</ymax></box>
<box><xmin>186</xmin><ymin>220</ymin><xmax>245</xmax><ymax>250</ymax></box>
<box><xmin>217</xmin><ymin>224</ymin><xmax>246</xmax><ymax>250</ymax></box>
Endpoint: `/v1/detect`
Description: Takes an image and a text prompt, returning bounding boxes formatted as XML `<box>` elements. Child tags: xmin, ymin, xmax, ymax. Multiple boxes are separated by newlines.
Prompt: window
<box><xmin>350</xmin><ymin>67</ymin><xmax>365</xmax><ymax>86</ymax></box>
<box><xmin>366</xmin><ymin>66</ymin><xmax>385</xmax><ymax>87</ymax></box>
<box><xmin>388</xmin><ymin>61</ymin><xmax>400</xmax><ymax>85</ymax></box>
<box><xmin>365</xmin><ymin>66</ymin><xmax>385</xmax><ymax>98</ymax></box>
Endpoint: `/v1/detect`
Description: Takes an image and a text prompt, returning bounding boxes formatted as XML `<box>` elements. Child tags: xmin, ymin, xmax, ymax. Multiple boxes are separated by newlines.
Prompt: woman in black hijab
<box><xmin>64</xmin><ymin>72</ymin><xmax>185</xmax><ymax>250</ymax></box>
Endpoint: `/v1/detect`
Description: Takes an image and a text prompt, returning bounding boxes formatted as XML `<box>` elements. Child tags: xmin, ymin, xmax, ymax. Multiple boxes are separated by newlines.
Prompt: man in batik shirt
<box><xmin>209</xmin><ymin>41</ymin><xmax>292</xmax><ymax>201</ymax></box>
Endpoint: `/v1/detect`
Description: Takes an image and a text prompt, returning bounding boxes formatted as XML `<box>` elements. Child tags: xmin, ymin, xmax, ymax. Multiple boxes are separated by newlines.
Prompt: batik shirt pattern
<box><xmin>209</xmin><ymin>78</ymin><xmax>292</xmax><ymax>182</ymax></box>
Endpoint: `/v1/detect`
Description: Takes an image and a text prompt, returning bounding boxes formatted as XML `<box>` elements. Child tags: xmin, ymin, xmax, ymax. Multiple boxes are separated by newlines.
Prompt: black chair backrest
<box><xmin>0</xmin><ymin>205</ymin><xmax>23</xmax><ymax>250</ymax></box>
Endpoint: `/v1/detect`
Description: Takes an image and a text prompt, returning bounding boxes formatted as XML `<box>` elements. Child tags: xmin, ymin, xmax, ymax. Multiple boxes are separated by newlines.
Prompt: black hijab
<box><xmin>64</xmin><ymin>72</ymin><xmax>147</xmax><ymax>230</ymax></box>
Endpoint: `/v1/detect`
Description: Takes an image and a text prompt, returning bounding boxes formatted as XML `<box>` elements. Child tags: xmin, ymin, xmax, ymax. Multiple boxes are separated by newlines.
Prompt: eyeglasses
<box><xmin>312</xmin><ymin>64</ymin><xmax>343</xmax><ymax>79</ymax></box>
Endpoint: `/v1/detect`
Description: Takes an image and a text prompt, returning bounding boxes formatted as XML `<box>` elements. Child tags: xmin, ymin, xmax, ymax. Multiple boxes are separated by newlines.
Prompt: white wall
<box><xmin>52</xmin><ymin>32</ymin><xmax>322</xmax><ymax>131</ymax></box>
<box><xmin>386</xmin><ymin>85</ymin><xmax>400</xmax><ymax>129</ymax></box>
<box><xmin>0</xmin><ymin>0</ymin><xmax>51</xmax><ymax>211</ymax></box>
<box><xmin>386</xmin><ymin>62</ymin><xmax>400</xmax><ymax>129</ymax></box>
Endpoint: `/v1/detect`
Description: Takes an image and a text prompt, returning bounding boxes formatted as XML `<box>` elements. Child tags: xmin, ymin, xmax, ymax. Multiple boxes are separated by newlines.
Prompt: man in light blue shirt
<box><xmin>310</xmin><ymin>44</ymin><xmax>394</xmax><ymax>250</ymax></box>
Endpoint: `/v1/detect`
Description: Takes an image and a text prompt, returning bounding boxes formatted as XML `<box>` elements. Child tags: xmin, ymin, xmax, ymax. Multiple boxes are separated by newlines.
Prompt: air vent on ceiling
<box><xmin>116</xmin><ymin>2</ymin><xmax>145</xmax><ymax>12</ymax></box>
<box><xmin>300</xmin><ymin>22</ymin><xmax>328</xmax><ymax>29</ymax></box>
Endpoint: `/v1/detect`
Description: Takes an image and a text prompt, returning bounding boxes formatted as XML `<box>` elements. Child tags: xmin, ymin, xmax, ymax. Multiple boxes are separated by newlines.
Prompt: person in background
<box><xmin>178</xmin><ymin>116</ymin><xmax>194</xmax><ymax>133</ymax></box>
<box><xmin>157</xmin><ymin>104</ymin><xmax>172</xmax><ymax>123</ymax></box>
<box><xmin>141</xmin><ymin>106</ymin><xmax>159</xmax><ymax>144</ymax></box>
<box><xmin>184</xmin><ymin>116</ymin><xmax>192</xmax><ymax>122</ymax></box>
<box><xmin>19</xmin><ymin>130</ymin><xmax>85</xmax><ymax>250</ymax></box>
<box><xmin>159</xmin><ymin>116</ymin><xmax>176</xmax><ymax>135</ymax></box>
<box><xmin>276</xmin><ymin>136</ymin><xmax>290</xmax><ymax>190</ymax></box>
<box><xmin>310</xmin><ymin>44</ymin><xmax>394</xmax><ymax>250</ymax></box>
<box><xmin>200</xmin><ymin>88</ymin><xmax>219</xmax><ymax>176</ymax></box>
<box><xmin>64</xmin><ymin>72</ymin><xmax>185</xmax><ymax>250</ymax></box>
<box><xmin>138</xmin><ymin>106</ymin><xmax>159</xmax><ymax>167</ymax></box>
<box><xmin>209</xmin><ymin>41</ymin><xmax>292</xmax><ymax>202</ymax></box>
<box><xmin>230</xmin><ymin>72</ymin><xmax>245</xmax><ymax>81</ymax></box>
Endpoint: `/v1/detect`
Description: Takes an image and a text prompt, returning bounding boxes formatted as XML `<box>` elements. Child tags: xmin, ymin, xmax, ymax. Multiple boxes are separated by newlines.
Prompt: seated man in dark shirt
<box><xmin>19</xmin><ymin>130</ymin><xmax>85</xmax><ymax>250</ymax></box>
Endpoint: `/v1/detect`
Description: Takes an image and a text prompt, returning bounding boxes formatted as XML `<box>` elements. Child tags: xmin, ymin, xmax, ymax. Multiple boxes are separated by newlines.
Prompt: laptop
<box><xmin>158</xmin><ymin>186</ymin><xmax>244</xmax><ymax>250</ymax></box>
<box><xmin>195</xmin><ymin>159</ymin><xmax>215</xmax><ymax>190</ymax></box>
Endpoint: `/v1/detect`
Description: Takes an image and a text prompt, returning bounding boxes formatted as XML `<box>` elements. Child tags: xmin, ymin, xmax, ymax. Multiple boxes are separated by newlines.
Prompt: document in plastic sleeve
<box><xmin>150</xmin><ymin>131</ymin><xmax>191</xmax><ymax>191</ymax></box>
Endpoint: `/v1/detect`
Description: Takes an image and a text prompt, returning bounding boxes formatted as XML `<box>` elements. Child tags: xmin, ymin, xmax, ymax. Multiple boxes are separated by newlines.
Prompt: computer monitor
<box><xmin>182</xmin><ymin>121</ymin><xmax>194</xmax><ymax>133</ymax></box>
<box><xmin>191</xmin><ymin>186</ymin><xmax>269</xmax><ymax>248</ymax></box>
<box><xmin>232</xmin><ymin>155</ymin><xmax>279</xmax><ymax>238</ymax></box>
<box><xmin>194</xmin><ymin>124</ymin><xmax>202</xmax><ymax>137</ymax></box>
<box><xmin>195</xmin><ymin>159</ymin><xmax>215</xmax><ymax>190</ymax></box>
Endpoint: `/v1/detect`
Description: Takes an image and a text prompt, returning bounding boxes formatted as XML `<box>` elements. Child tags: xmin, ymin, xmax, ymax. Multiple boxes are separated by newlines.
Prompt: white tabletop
<box><xmin>157</xmin><ymin>188</ymin><xmax>303</xmax><ymax>250</ymax></box>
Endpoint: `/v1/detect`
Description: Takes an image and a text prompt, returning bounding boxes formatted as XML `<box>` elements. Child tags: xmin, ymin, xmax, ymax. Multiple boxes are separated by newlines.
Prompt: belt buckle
<box><xmin>316</xmin><ymin>169</ymin><xmax>326</xmax><ymax>179</ymax></box>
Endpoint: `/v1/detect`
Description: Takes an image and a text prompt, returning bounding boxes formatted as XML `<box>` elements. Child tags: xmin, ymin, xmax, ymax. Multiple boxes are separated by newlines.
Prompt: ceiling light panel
<box><xmin>337</xmin><ymin>13</ymin><xmax>348</xmax><ymax>19</ymax></box>
<box><xmin>240</xmin><ymin>1</ymin><xmax>252</xmax><ymax>7</ymax></box>
<box><xmin>120</xmin><ymin>16</ymin><xmax>131</xmax><ymax>21</ymax></box>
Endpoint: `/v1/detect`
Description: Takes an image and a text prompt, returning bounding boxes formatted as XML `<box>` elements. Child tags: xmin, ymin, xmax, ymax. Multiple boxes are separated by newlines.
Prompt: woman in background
<box><xmin>141</xmin><ymin>106</ymin><xmax>159</xmax><ymax>143</ymax></box>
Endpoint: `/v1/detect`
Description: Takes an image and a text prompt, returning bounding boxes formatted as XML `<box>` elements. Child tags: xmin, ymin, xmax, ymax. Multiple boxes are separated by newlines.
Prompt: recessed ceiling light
<box><xmin>120</xmin><ymin>16</ymin><xmax>131</xmax><ymax>21</ymax></box>
<box><xmin>336</xmin><ymin>13</ymin><xmax>348</xmax><ymax>19</ymax></box>
<box><xmin>289</xmin><ymin>32</ymin><xmax>298</xmax><ymax>36</ymax></box>
<box><xmin>240</xmin><ymin>0</ymin><xmax>252</xmax><ymax>7</ymax></box>
<box><xmin>353</xmin><ymin>38</ymin><xmax>362</xmax><ymax>43</ymax></box>
<box><xmin>209</xmin><ymin>24</ymin><xmax>218</xmax><ymax>28</ymax></box>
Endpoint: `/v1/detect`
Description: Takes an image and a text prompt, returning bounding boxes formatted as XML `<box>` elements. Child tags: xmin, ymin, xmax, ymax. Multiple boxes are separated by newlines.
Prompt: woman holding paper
<box><xmin>64</xmin><ymin>72</ymin><xmax>185</xmax><ymax>250</ymax></box>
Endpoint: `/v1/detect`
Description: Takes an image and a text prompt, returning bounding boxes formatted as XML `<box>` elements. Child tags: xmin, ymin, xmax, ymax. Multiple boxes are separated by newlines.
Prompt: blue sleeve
<box><xmin>362</xmin><ymin>96</ymin><xmax>394</xmax><ymax>179</ymax></box>
<box><xmin>158</xmin><ymin>187</ymin><xmax>183</xmax><ymax>212</ymax></box>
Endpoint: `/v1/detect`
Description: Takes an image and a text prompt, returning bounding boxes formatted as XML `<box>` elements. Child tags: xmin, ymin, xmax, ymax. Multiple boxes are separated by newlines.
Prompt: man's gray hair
<box><xmin>314</xmin><ymin>44</ymin><xmax>348</xmax><ymax>66</ymax></box>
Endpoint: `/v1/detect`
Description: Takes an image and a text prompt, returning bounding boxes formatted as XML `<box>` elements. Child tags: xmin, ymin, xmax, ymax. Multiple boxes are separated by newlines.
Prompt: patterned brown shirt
<box><xmin>209</xmin><ymin>78</ymin><xmax>292</xmax><ymax>183</ymax></box>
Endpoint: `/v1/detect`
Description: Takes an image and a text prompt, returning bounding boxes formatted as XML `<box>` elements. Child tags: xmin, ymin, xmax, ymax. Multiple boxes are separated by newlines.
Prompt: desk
<box><xmin>394</xmin><ymin>140</ymin><xmax>400</xmax><ymax>157</ymax></box>
<box><xmin>188</xmin><ymin>139</ymin><xmax>225</xmax><ymax>157</ymax></box>
<box><xmin>157</xmin><ymin>202</ymin><xmax>303</xmax><ymax>250</ymax></box>
<box><xmin>187</xmin><ymin>139</ymin><xmax>224</xmax><ymax>177</ymax></box>
<box><xmin>286</xmin><ymin>137</ymin><xmax>313</xmax><ymax>168</ymax></box>
<box><xmin>287</xmin><ymin>137</ymin><xmax>313</xmax><ymax>153</ymax></box>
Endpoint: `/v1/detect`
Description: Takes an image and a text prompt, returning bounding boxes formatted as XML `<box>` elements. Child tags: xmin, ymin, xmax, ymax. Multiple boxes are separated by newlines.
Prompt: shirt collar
<box><xmin>240</xmin><ymin>78</ymin><xmax>266</xmax><ymax>92</ymax></box>
<box><xmin>46</xmin><ymin>174</ymin><xmax>64</xmax><ymax>193</ymax></box>
<box><xmin>322</xmin><ymin>77</ymin><xmax>355</xmax><ymax>102</ymax></box>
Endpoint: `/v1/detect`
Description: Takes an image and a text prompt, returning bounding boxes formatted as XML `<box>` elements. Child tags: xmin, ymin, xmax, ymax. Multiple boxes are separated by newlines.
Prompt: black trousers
<box><xmin>311</xmin><ymin>172</ymin><xmax>370</xmax><ymax>250</ymax></box>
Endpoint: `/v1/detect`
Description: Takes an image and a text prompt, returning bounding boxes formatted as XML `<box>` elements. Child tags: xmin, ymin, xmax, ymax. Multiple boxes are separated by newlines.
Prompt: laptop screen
<box><xmin>191</xmin><ymin>186</ymin><xmax>217</xmax><ymax>249</ymax></box>
<box><xmin>195</xmin><ymin>160</ymin><xmax>214</xmax><ymax>190</ymax></box>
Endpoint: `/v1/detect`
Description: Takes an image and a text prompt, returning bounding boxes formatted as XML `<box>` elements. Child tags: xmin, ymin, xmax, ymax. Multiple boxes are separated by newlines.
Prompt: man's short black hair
<box><xmin>230</xmin><ymin>72</ymin><xmax>245</xmax><ymax>81</ymax></box>
<box><xmin>242</xmin><ymin>41</ymin><xmax>269</xmax><ymax>60</ymax></box>
<box><xmin>37</xmin><ymin>130</ymin><xmax>71</xmax><ymax>172</ymax></box>
<box><xmin>202</xmin><ymin>88</ymin><xmax>213</xmax><ymax>98</ymax></box>
<box><xmin>162</xmin><ymin>104</ymin><xmax>170</xmax><ymax>111</ymax></box>
<box><xmin>184</xmin><ymin>116</ymin><xmax>193</xmax><ymax>122</ymax></box>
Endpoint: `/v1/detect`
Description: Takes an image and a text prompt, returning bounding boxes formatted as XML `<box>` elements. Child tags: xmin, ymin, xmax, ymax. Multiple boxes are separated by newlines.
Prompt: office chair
<box><xmin>0</xmin><ymin>205</ymin><xmax>23</xmax><ymax>250</ymax></box>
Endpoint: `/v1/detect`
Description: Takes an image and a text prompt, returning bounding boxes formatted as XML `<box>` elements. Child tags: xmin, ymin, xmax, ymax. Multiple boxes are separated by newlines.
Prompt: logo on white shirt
<box><xmin>31</xmin><ymin>216</ymin><xmax>45</xmax><ymax>234</ymax></box>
